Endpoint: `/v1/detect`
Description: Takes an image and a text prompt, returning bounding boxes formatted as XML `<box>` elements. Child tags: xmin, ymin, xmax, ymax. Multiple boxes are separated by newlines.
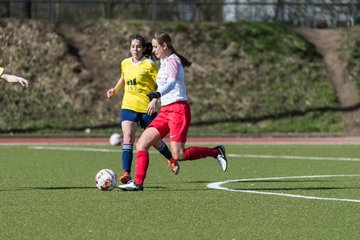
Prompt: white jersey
<box><xmin>157</xmin><ymin>54</ymin><xmax>188</xmax><ymax>106</ymax></box>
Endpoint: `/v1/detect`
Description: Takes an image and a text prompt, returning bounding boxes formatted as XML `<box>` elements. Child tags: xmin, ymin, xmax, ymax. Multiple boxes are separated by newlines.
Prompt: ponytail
<box><xmin>143</xmin><ymin>42</ymin><xmax>155</xmax><ymax>60</ymax></box>
<box><xmin>172</xmin><ymin>48</ymin><xmax>191</xmax><ymax>68</ymax></box>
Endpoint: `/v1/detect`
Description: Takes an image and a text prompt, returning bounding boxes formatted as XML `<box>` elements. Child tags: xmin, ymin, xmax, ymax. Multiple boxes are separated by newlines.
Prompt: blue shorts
<box><xmin>120</xmin><ymin>109</ymin><xmax>157</xmax><ymax>129</ymax></box>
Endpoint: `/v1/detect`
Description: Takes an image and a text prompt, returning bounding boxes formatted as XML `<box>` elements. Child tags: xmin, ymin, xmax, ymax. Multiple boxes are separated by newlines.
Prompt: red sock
<box><xmin>184</xmin><ymin>146</ymin><xmax>218</xmax><ymax>160</ymax></box>
<box><xmin>135</xmin><ymin>150</ymin><xmax>149</xmax><ymax>185</ymax></box>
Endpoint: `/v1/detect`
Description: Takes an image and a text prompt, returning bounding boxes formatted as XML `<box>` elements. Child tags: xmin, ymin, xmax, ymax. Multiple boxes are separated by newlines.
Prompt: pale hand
<box><xmin>107</xmin><ymin>88</ymin><xmax>116</xmax><ymax>98</ymax></box>
<box><xmin>2</xmin><ymin>74</ymin><xmax>29</xmax><ymax>87</ymax></box>
<box><xmin>147</xmin><ymin>99</ymin><xmax>158</xmax><ymax>115</ymax></box>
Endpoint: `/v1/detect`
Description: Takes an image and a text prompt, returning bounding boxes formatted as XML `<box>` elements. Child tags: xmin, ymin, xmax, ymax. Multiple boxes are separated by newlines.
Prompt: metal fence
<box><xmin>0</xmin><ymin>0</ymin><xmax>359</xmax><ymax>28</ymax></box>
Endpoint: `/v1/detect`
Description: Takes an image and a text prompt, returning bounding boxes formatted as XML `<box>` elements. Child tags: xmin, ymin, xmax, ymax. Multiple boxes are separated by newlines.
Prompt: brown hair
<box><xmin>153</xmin><ymin>32</ymin><xmax>191</xmax><ymax>68</ymax></box>
<box><xmin>129</xmin><ymin>34</ymin><xmax>154</xmax><ymax>60</ymax></box>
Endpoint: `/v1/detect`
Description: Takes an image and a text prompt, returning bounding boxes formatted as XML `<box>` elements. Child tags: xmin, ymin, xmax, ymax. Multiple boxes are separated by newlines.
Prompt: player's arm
<box><xmin>112</xmin><ymin>75</ymin><xmax>125</xmax><ymax>94</ymax></box>
<box><xmin>147</xmin><ymin>78</ymin><xmax>176</xmax><ymax>100</ymax></box>
<box><xmin>147</xmin><ymin>64</ymin><xmax>177</xmax><ymax>101</ymax></box>
<box><xmin>147</xmin><ymin>59</ymin><xmax>178</xmax><ymax>100</ymax></box>
<box><xmin>107</xmin><ymin>75</ymin><xmax>125</xmax><ymax>98</ymax></box>
<box><xmin>0</xmin><ymin>67</ymin><xmax>30</xmax><ymax>87</ymax></box>
<box><xmin>159</xmin><ymin>57</ymin><xmax>179</xmax><ymax>96</ymax></box>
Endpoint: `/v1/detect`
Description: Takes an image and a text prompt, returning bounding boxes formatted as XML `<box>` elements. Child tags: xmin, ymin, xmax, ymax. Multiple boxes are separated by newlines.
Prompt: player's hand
<box><xmin>16</xmin><ymin>76</ymin><xmax>29</xmax><ymax>87</ymax></box>
<box><xmin>147</xmin><ymin>92</ymin><xmax>161</xmax><ymax>101</ymax></box>
<box><xmin>107</xmin><ymin>88</ymin><xmax>115</xmax><ymax>98</ymax></box>
<box><xmin>147</xmin><ymin>99</ymin><xmax>157</xmax><ymax>115</ymax></box>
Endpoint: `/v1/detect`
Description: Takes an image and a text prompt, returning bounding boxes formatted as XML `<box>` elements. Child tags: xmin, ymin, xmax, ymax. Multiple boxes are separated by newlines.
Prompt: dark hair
<box><xmin>153</xmin><ymin>32</ymin><xmax>191</xmax><ymax>68</ymax></box>
<box><xmin>129</xmin><ymin>34</ymin><xmax>154</xmax><ymax>59</ymax></box>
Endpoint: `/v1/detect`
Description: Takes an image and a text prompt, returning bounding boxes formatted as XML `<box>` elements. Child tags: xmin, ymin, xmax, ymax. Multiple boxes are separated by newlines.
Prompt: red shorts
<box><xmin>148</xmin><ymin>101</ymin><xmax>191</xmax><ymax>143</ymax></box>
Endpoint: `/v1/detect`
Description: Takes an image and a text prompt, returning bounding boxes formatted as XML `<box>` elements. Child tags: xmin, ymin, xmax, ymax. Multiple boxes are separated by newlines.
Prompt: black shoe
<box><xmin>214</xmin><ymin>145</ymin><xmax>228</xmax><ymax>172</ymax></box>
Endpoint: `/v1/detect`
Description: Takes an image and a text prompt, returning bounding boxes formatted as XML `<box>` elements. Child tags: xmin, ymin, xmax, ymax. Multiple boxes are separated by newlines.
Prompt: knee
<box><xmin>136</xmin><ymin>138</ymin><xmax>151</xmax><ymax>151</ymax></box>
<box><xmin>152</xmin><ymin>141</ymin><xmax>162</xmax><ymax>150</ymax></box>
<box><xmin>172</xmin><ymin>150</ymin><xmax>185</xmax><ymax>161</ymax></box>
<box><xmin>122</xmin><ymin>133</ymin><xmax>134</xmax><ymax>144</ymax></box>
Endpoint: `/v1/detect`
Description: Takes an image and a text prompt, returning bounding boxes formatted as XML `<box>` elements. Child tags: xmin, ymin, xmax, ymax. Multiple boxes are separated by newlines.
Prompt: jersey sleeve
<box><xmin>165</xmin><ymin>57</ymin><xmax>181</xmax><ymax>79</ymax></box>
<box><xmin>0</xmin><ymin>67</ymin><xmax>4</xmax><ymax>76</ymax></box>
<box><xmin>120</xmin><ymin>60</ymin><xmax>125</xmax><ymax>76</ymax></box>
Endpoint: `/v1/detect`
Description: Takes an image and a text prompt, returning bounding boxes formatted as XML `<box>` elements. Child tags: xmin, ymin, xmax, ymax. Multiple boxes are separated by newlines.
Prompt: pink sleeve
<box><xmin>166</xmin><ymin>57</ymin><xmax>181</xmax><ymax>79</ymax></box>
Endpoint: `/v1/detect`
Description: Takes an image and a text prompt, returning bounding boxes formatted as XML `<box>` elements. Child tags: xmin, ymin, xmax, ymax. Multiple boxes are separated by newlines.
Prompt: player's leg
<box><xmin>119</xmin><ymin>127</ymin><xmax>162</xmax><ymax>191</ymax></box>
<box><xmin>153</xmin><ymin>140</ymin><xmax>179</xmax><ymax>175</ymax></box>
<box><xmin>181</xmin><ymin>145</ymin><xmax>228</xmax><ymax>172</ymax></box>
<box><xmin>140</xmin><ymin>112</ymin><xmax>175</xmax><ymax>174</ymax></box>
<box><xmin>119</xmin><ymin>110</ymin><xmax>171</xmax><ymax>191</ymax></box>
<box><xmin>168</xmin><ymin>102</ymin><xmax>228</xmax><ymax>171</ymax></box>
<box><xmin>135</xmin><ymin>127</ymin><xmax>162</xmax><ymax>184</ymax></box>
<box><xmin>119</xmin><ymin>110</ymin><xmax>138</xmax><ymax>183</ymax></box>
<box><xmin>169</xmin><ymin>141</ymin><xmax>218</xmax><ymax>162</ymax></box>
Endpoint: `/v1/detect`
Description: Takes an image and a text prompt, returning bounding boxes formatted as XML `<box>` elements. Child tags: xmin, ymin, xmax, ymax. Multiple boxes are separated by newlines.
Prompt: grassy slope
<box><xmin>344</xmin><ymin>26</ymin><xmax>360</xmax><ymax>98</ymax></box>
<box><xmin>0</xmin><ymin>20</ymin><xmax>347</xmax><ymax>134</ymax></box>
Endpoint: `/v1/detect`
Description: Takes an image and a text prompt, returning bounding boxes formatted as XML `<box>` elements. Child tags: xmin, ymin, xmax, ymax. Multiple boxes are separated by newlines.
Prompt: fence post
<box><xmin>49</xmin><ymin>0</ymin><xmax>57</xmax><ymax>21</ymax></box>
<box><xmin>25</xmin><ymin>1</ymin><xmax>32</xmax><ymax>19</ymax></box>
<box><xmin>3</xmin><ymin>1</ymin><xmax>10</xmax><ymax>18</ymax></box>
<box><xmin>152</xmin><ymin>0</ymin><xmax>157</xmax><ymax>21</ymax></box>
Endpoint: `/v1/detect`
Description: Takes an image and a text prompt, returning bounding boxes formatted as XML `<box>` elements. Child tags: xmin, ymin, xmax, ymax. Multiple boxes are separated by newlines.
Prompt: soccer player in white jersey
<box><xmin>119</xmin><ymin>32</ymin><xmax>228</xmax><ymax>191</ymax></box>
<box><xmin>107</xmin><ymin>34</ymin><xmax>175</xmax><ymax>184</ymax></box>
<box><xmin>0</xmin><ymin>67</ymin><xmax>29</xmax><ymax>87</ymax></box>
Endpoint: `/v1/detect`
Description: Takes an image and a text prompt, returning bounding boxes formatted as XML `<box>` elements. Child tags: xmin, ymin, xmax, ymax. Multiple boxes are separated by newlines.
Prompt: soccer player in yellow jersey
<box><xmin>0</xmin><ymin>67</ymin><xmax>29</xmax><ymax>87</ymax></box>
<box><xmin>107</xmin><ymin>34</ymin><xmax>177</xmax><ymax>184</ymax></box>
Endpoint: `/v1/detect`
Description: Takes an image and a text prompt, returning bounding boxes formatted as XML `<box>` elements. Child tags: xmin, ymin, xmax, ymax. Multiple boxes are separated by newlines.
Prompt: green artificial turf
<box><xmin>1</xmin><ymin>144</ymin><xmax>360</xmax><ymax>239</ymax></box>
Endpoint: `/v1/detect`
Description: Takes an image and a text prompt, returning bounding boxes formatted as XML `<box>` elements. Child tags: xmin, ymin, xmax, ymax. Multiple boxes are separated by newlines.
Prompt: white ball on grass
<box><xmin>95</xmin><ymin>169</ymin><xmax>118</xmax><ymax>191</ymax></box>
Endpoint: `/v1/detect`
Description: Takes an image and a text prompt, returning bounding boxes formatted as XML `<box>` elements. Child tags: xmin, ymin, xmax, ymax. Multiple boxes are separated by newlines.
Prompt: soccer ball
<box><xmin>109</xmin><ymin>133</ymin><xmax>122</xmax><ymax>146</ymax></box>
<box><xmin>95</xmin><ymin>169</ymin><xmax>118</xmax><ymax>191</ymax></box>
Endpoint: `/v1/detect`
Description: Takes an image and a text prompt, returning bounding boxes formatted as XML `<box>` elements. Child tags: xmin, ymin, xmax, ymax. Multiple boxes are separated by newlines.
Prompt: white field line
<box><xmin>28</xmin><ymin>146</ymin><xmax>360</xmax><ymax>162</ymax></box>
<box><xmin>29</xmin><ymin>146</ymin><xmax>120</xmax><ymax>152</ymax></box>
<box><xmin>207</xmin><ymin>174</ymin><xmax>360</xmax><ymax>203</ymax></box>
<box><xmin>227</xmin><ymin>154</ymin><xmax>360</xmax><ymax>162</ymax></box>
<box><xmin>28</xmin><ymin>146</ymin><xmax>161</xmax><ymax>154</ymax></box>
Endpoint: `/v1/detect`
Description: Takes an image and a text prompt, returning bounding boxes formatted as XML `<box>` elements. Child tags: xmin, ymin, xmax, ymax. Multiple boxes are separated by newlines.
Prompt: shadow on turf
<box><xmin>0</xmin><ymin>186</ymin><xmax>94</xmax><ymax>191</ymax></box>
<box><xmin>0</xmin><ymin>186</ymin><xmax>168</xmax><ymax>192</ymax></box>
<box><xmin>181</xmin><ymin>180</ymin><xmax>212</xmax><ymax>184</ymax></box>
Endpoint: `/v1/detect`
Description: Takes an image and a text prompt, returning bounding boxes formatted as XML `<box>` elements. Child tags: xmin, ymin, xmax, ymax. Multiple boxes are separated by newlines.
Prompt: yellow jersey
<box><xmin>121</xmin><ymin>57</ymin><xmax>158</xmax><ymax>113</ymax></box>
<box><xmin>0</xmin><ymin>67</ymin><xmax>4</xmax><ymax>76</ymax></box>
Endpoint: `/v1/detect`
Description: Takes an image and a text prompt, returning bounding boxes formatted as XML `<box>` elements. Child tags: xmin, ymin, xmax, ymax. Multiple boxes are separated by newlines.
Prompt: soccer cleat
<box><xmin>118</xmin><ymin>181</ymin><xmax>144</xmax><ymax>191</ymax></box>
<box><xmin>167</xmin><ymin>158</ymin><xmax>180</xmax><ymax>175</ymax></box>
<box><xmin>214</xmin><ymin>145</ymin><xmax>228</xmax><ymax>172</ymax></box>
<box><xmin>119</xmin><ymin>171</ymin><xmax>132</xmax><ymax>184</ymax></box>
